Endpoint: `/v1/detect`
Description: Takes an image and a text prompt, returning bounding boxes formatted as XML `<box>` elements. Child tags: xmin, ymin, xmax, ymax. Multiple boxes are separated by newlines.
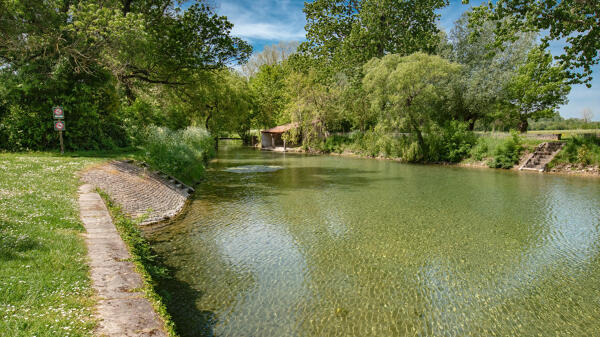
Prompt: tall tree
<box><xmin>249</xmin><ymin>63</ymin><xmax>290</xmax><ymax>128</ymax></box>
<box><xmin>300</xmin><ymin>0</ymin><xmax>448</xmax><ymax>76</ymax></box>
<box><xmin>468</xmin><ymin>0</ymin><xmax>600</xmax><ymax>86</ymax></box>
<box><xmin>505</xmin><ymin>48</ymin><xmax>571</xmax><ymax>132</ymax></box>
<box><xmin>362</xmin><ymin>53</ymin><xmax>461</xmax><ymax>153</ymax></box>
<box><xmin>0</xmin><ymin>0</ymin><xmax>252</xmax><ymax>150</ymax></box>
<box><xmin>241</xmin><ymin>41</ymin><xmax>299</xmax><ymax>77</ymax></box>
<box><xmin>447</xmin><ymin>10</ymin><xmax>536</xmax><ymax>130</ymax></box>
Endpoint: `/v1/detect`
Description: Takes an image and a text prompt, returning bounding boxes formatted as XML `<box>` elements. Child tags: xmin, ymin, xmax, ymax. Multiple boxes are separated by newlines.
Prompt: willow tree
<box><xmin>362</xmin><ymin>53</ymin><xmax>461</xmax><ymax>154</ymax></box>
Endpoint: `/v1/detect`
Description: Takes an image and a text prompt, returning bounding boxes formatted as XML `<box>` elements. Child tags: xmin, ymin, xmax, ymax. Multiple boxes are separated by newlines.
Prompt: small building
<box><xmin>261</xmin><ymin>122</ymin><xmax>299</xmax><ymax>150</ymax></box>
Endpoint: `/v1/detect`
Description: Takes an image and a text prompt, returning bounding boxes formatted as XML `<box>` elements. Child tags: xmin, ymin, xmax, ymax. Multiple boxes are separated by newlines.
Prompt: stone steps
<box><xmin>519</xmin><ymin>142</ymin><xmax>564</xmax><ymax>172</ymax></box>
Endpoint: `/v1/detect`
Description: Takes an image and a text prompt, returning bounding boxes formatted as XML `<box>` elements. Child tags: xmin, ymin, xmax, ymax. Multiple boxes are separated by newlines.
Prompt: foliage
<box><xmin>362</xmin><ymin>53</ymin><xmax>461</xmax><ymax>155</ymax></box>
<box><xmin>140</xmin><ymin>126</ymin><xmax>215</xmax><ymax>185</ymax></box>
<box><xmin>317</xmin><ymin>134</ymin><xmax>354</xmax><ymax>153</ymax></box>
<box><xmin>470</xmin><ymin>137</ymin><xmax>490</xmax><ymax>161</ymax></box>
<box><xmin>0</xmin><ymin>0</ymin><xmax>252</xmax><ymax>151</ymax></box>
<box><xmin>505</xmin><ymin>48</ymin><xmax>571</xmax><ymax>132</ymax></box>
<box><xmin>284</xmin><ymin>70</ymin><xmax>341</xmax><ymax>147</ymax></box>
<box><xmin>446</xmin><ymin>10</ymin><xmax>536</xmax><ymax>130</ymax></box>
<box><xmin>551</xmin><ymin>136</ymin><xmax>600</xmax><ymax>166</ymax></box>
<box><xmin>427</xmin><ymin>121</ymin><xmax>477</xmax><ymax>162</ymax></box>
<box><xmin>528</xmin><ymin>114</ymin><xmax>600</xmax><ymax>131</ymax></box>
<box><xmin>202</xmin><ymin>70</ymin><xmax>255</xmax><ymax>139</ymax></box>
<box><xmin>300</xmin><ymin>0</ymin><xmax>448</xmax><ymax>76</ymax></box>
<box><xmin>488</xmin><ymin>131</ymin><xmax>524</xmax><ymax>169</ymax></box>
<box><xmin>242</xmin><ymin>41</ymin><xmax>299</xmax><ymax>77</ymax></box>
<box><xmin>249</xmin><ymin>63</ymin><xmax>290</xmax><ymax>128</ymax></box>
<box><xmin>468</xmin><ymin>0</ymin><xmax>600</xmax><ymax>86</ymax></box>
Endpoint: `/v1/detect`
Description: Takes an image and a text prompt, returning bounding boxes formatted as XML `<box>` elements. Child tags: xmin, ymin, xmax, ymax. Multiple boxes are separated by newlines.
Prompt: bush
<box><xmin>552</xmin><ymin>135</ymin><xmax>600</xmax><ymax>166</ymax></box>
<box><xmin>488</xmin><ymin>131</ymin><xmax>524</xmax><ymax>169</ymax></box>
<box><xmin>140</xmin><ymin>126</ymin><xmax>215</xmax><ymax>185</ymax></box>
<box><xmin>470</xmin><ymin>137</ymin><xmax>489</xmax><ymax>161</ymax></box>
<box><xmin>319</xmin><ymin>134</ymin><xmax>353</xmax><ymax>153</ymax></box>
<box><xmin>427</xmin><ymin>121</ymin><xmax>476</xmax><ymax>162</ymax></box>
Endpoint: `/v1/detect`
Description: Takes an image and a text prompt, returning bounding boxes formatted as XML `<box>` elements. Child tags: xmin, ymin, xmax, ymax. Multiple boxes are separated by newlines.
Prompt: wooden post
<box><xmin>59</xmin><ymin>130</ymin><xmax>64</xmax><ymax>154</ymax></box>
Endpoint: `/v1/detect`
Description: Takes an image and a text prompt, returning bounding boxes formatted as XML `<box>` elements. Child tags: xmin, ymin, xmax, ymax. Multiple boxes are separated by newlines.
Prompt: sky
<box><xmin>212</xmin><ymin>0</ymin><xmax>599</xmax><ymax>121</ymax></box>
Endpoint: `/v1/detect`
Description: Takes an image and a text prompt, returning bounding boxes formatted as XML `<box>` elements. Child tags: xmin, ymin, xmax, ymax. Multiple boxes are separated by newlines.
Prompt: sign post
<box><xmin>53</xmin><ymin>107</ymin><xmax>65</xmax><ymax>154</ymax></box>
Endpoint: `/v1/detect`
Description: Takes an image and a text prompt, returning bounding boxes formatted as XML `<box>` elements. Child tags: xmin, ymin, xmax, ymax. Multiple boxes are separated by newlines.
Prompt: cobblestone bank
<box><xmin>80</xmin><ymin>160</ymin><xmax>191</xmax><ymax>225</ymax></box>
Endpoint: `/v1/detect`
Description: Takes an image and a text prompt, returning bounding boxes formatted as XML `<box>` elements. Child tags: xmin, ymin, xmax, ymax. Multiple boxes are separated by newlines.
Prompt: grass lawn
<box><xmin>0</xmin><ymin>151</ymin><xmax>131</xmax><ymax>337</ymax></box>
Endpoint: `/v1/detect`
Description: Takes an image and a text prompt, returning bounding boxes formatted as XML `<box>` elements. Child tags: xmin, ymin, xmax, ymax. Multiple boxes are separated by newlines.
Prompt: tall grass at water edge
<box><xmin>140</xmin><ymin>126</ymin><xmax>215</xmax><ymax>185</ymax></box>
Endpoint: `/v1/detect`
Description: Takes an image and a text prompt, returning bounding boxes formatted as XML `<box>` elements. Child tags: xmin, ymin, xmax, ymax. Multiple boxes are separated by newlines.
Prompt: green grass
<box><xmin>0</xmin><ymin>151</ymin><xmax>180</xmax><ymax>336</ymax></box>
<box><xmin>0</xmin><ymin>152</ymin><xmax>104</xmax><ymax>337</ymax></box>
<box><xmin>549</xmin><ymin>136</ymin><xmax>600</xmax><ymax>167</ymax></box>
<box><xmin>465</xmin><ymin>134</ymin><xmax>544</xmax><ymax>166</ymax></box>
<box><xmin>528</xmin><ymin>129</ymin><xmax>600</xmax><ymax>137</ymax></box>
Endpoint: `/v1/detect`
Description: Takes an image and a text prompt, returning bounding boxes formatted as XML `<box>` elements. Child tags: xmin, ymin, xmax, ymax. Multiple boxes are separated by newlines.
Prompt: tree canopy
<box><xmin>0</xmin><ymin>0</ymin><xmax>252</xmax><ymax>150</ymax></box>
<box><xmin>468</xmin><ymin>0</ymin><xmax>600</xmax><ymax>86</ymax></box>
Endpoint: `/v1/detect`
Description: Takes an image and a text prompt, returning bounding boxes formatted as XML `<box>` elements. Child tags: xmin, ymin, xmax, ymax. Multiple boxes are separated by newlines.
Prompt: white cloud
<box><xmin>217</xmin><ymin>0</ymin><xmax>306</xmax><ymax>43</ymax></box>
<box><xmin>231</xmin><ymin>22</ymin><xmax>305</xmax><ymax>41</ymax></box>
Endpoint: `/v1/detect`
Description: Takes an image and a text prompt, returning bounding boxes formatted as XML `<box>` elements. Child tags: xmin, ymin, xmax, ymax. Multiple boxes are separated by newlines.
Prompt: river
<box><xmin>148</xmin><ymin>143</ymin><xmax>600</xmax><ymax>336</ymax></box>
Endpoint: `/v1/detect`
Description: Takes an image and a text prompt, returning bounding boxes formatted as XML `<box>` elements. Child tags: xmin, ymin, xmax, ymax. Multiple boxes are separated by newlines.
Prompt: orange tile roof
<box><xmin>261</xmin><ymin>122</ymin><xmax>299</xmax><ymax>134</ymax></box>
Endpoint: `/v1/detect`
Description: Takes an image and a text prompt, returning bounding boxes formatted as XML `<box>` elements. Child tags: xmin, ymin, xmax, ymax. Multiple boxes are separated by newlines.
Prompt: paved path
<box><xmin>79</xmin><ymin>184</ymin><xmax>167</xmax><ymax>337</ymax></box>
<box><xmin>81</xmin><ymin>161</ymin><xmax>189</xmax><ymax>225</ymax></box>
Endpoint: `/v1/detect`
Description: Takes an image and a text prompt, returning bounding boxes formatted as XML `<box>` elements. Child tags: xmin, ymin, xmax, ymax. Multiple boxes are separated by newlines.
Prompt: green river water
<box><xmin>148</xmin><ymin>144</ymin><xmax>600</xmax><ymax>337</ymax></box>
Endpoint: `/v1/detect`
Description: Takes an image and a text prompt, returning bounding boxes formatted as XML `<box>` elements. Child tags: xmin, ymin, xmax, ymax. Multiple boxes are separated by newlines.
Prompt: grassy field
<box><xmin>528</xmin><ymin>129</ymin><xmax>600</xmax><ymax>137</ymax></box>
<box><xmin>0</xmin><ymin>151</ymin><xmax>140</xmax><ymax>337</ymax></box>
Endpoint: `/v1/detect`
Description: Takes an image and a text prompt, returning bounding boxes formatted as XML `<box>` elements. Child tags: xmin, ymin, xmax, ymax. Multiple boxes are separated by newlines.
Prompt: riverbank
<box><xmin>283</xmin><ymin>132</ymin><xmax>600</xmax><ymax>178</ymax></box>
<box><xmin>0</xmin><ymin>153</ymin><xmax>187</xmax><ymax>337</ymax></box>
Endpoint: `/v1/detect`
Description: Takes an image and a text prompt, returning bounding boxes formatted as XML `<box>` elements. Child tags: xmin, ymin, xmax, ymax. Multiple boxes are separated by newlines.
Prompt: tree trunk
<box><xmin>468</xmin><ymin>119</ymin><xmax>476</xmax><ymax>131</ymax></box>
<box><xmin>518</xmin><ymin>118</ymin><xmax>528</xmax><ymax>133</ymax></box>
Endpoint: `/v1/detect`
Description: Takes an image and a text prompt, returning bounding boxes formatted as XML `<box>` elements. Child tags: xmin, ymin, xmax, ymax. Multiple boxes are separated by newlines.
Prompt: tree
<box><xmin>468</xmin><ymin>0</ymin><xmax>600</xmax><ymax>86</ymax></box>
<box><xmin>582</xmin><ymin>108</ymin><xmax>594</xmax><ymax>124</ymax></box>
<box><xmin>0</xmin><ymin>0</ymin><xmax>252</xmax><ymax>150</ymax></box>
<box><xmin>362</xmin><ymin>53</ymin><xmax>461</xmax><ymax>152</ymax></box>
<box><xmin>505</xmin><ymin>49</ymin><xmax>571</xmax><ymax>132</ymax></box>
<box><xmin>447</xmin><ymin>10</ymin><xmax>536</xmax><ymax>130</ymax></box>
<box><xmin>241</xmin><ymin>41</ymin><xmax>299</xmax><ymax>77</ymax></box>
<box><xmin>249</xmin><ymin>63</ymin><xmax>290</xmax><ymax>128</ymax></box>
<box><xmin>300</xmin><ymin>0</ymin><xmax>448</xmax><ymax>76</ymax></box>
<box><xmin>284</xmin><ymin>70</ymin><xmax>342</xmax><ymax>146</ymax></box>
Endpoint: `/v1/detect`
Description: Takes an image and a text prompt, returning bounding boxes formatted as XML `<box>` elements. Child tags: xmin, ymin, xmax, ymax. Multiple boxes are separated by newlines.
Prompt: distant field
<box><xmin>475</xmin><ymin>130</ymin><xmax>599</xmax><ymax>139</ymax></box>
<box><xmin>528</xmin><ymin>129</ymin><xmax>600</xmax><ymax>136</ymax></box>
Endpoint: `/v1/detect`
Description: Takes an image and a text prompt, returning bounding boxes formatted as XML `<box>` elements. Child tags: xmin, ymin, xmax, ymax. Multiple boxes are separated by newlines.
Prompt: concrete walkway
<box><xmin>79</xmin><ymin>184</ymin><xmax>167</xmax><ymax>337</ymax></box>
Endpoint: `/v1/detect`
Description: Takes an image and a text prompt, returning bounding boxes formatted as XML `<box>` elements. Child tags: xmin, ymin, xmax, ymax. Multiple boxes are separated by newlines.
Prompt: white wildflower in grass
<box><xmin>0</xmin><ymin>153</ymin><xmax>104</xmax><ymax>336</ymax></box>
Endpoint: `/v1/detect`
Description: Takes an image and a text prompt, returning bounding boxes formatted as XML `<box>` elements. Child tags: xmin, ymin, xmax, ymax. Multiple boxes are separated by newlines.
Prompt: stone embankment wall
<box><xmin>80</xmin><ymin>160</ymin><xmax>193</xmax><ymax>225</ymax></box>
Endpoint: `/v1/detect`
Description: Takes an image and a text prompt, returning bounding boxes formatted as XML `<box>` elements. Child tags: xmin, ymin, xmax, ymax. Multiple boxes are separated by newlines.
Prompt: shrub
<box><xmin>319</xmin><ymin>134</ymin><xmax>353</xmax><ymax>153</ymax></box>
<box><xmin>427</xmin><ymin>121</ymin><xmax>476</xmax><ymax>162</ymax></box>
<box><xmin>552</xmin><ymin>135</ymin><xmax>600</xmax><ymax>166</ymax></box>
<box><xmin>140</xmin><ymin>126</ymin><xmax>215</xmax><ymax>185</ymax></box>
<box><xmin>470</xmin><ymin>137</ymin><xmax>489</xmax><ymax>161</ymax></box>
<box><xmin>488</xmin><ymin>131</ymin><xmax>524</xmax><ymax>169</ymax></box>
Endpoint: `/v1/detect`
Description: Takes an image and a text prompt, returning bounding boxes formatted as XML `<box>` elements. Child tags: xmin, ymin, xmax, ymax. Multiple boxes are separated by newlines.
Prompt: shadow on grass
<box><xmin>0</xmin><ymin>227</ymin><xmax>40</xmax><ymax>261</ymax></box>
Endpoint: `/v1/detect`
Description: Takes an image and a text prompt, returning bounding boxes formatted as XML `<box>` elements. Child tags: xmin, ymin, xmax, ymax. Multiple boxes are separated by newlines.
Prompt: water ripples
<box><xmin>149</xmin><ymin>147</ymin><xmax>600</xmax><ymax>337</ymax></box>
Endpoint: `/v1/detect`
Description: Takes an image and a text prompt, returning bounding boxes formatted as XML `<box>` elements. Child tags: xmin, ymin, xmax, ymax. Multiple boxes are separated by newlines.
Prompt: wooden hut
<box><xmin>260</xmin><ymin>122</ymin><xmax>299</xmax><ymax>150</ymax></box>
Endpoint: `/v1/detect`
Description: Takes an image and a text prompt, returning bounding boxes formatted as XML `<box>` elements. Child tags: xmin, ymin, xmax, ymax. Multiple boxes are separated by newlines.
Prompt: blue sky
<box><xmin>213</xmin><ymin>0</ymin><xmax>598</xmax><ymax>121</ymax></box>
